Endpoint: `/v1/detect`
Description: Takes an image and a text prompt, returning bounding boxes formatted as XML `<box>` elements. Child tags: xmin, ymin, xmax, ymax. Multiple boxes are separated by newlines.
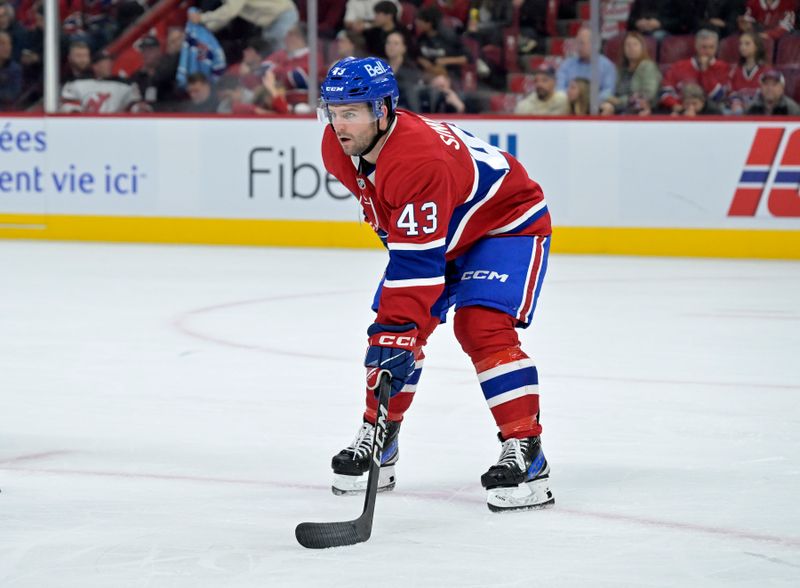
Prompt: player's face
<box><xmin>328</xmin><ymin>103</ymin><xmax>380</xmax><ymax>156</ymax></box>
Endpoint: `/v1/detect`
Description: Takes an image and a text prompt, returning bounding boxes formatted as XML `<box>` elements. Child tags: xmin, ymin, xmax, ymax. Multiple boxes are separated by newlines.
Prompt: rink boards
<box><xmin>0</xmin><ymin>115</ymin><xmax>798</xmax><ymax>258</ymax></box>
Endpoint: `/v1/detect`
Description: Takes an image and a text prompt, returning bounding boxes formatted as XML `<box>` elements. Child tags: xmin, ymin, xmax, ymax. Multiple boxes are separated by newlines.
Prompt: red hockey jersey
<box><xmin>660</xmin><ymin>57</ymin><xmax>730</xmax><ymax>109</ymax></box>
<box><xmin>744</xmin><ymin>0</ymin><xmax>797</xmax><ymax>39</ymax></box>
<box><xmin>729</xmin><ymin>62</ymin><xmax>767</xmax><ymax>106</ymax></box>
<box><xmin>322</xmin><ymin>110</ymin><xmax>551</xmax><ymax>328</ymax></box>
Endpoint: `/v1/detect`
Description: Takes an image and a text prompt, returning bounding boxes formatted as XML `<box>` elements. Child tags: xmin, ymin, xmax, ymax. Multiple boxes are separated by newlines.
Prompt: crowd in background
<box><xmin>0</xmin><ymin>0</ymin><xmax>799</xmax><ymax>116</ymax></box>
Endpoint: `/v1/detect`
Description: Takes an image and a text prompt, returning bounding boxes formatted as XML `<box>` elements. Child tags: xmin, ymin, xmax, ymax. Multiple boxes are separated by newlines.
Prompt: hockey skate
<box><xmin>331</xmin><ymin>419</ymin><xmax>401</xmax><ymax>496</ymax></box>
<box><xmin>481</xmin><ymin>435</ymin><xmax>554</xmax><ymax>512</ymax></box>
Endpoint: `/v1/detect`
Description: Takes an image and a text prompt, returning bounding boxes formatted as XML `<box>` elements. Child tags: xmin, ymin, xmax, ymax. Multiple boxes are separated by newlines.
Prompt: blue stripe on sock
<box><xmin>480</xmin><ymin>367</ymin><xmax>538</xmax><ymax>400</ymax></box>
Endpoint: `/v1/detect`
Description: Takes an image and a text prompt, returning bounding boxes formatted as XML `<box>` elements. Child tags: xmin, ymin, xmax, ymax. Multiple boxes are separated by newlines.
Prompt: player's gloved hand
<box><xmin>365</xmin><ymin>322</ymin><xmax>418</xmax><ymax>397</ymax></box>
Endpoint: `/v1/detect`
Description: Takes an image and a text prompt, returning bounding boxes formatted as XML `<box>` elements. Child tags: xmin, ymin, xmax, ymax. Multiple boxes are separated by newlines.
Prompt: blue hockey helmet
<box><xmin>319</xmin><ymin>57</ymin><xmax>400</xmax><ymax>121</ymax></box>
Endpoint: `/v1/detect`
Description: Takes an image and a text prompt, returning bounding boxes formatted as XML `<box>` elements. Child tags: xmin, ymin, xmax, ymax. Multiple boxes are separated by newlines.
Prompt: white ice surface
<box><xmin>1</xmin><ymin>241</ymin><xmax>799</xmax><ymax>587</ymax></box>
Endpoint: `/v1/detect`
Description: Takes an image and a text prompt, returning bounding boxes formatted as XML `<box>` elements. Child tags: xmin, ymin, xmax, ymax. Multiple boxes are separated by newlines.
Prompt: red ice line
<box><xmin>2</xmin><ymin>462</ymin><xmax>799</xmax><ymax>549</ymax></box>
<box><xmin>0</xmin><ymin>450</ymin><xmax>75</xmax><ymax>465</ymax></box>
<box><xmin>171</xmin><ymin>291</ymin><xmax>799</xmax><ymax>391</ymax></box>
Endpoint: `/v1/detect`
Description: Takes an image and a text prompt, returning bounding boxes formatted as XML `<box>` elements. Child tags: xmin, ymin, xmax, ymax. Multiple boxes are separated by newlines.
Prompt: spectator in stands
<box><xmin>514</xmin><ymin>62</ymin><xmax>569</xmax><ymax>115</ymax></box>
<box><xmin>415</xmin><ymin>5</ymin><xmax>468</xmax><ymax>81</ymax></box>
<box><xmin>250</xmin><ymin>68</ymin><xmax>291</xmax><ymax>113</ymax></box>
<box><xmin>63</xmin><ymin>40</ymin><xmax>93</xmax><ymax>82</ymax></box>
<box><xmin>517</xmin><ymin>0</ymin><xmax>549</xmax><ymax>54</ymax></box>
<box><xmin>0</xmin><ymin>2</ymin><xmax>24</xmax><ymax>62</ymax></box>
<box><xmin>659</xmin><ymin>29</ymin><xmax>730</xmax><ymax>112</ymax></box>
<box><xmin>183</xmin><ymin>72</ymin><xmax>219</xmax><ymax>113</ymax></box>
<box><xmin>556</xmin><ymin>26</ymin><xmax>617</xmax><ymax>101</ymax></box>
<box><xmin>627</xmin><ymin>0</ymin><xmax>707</xmax><ymax>38</ymax></box>
<box><xmin>419</xmin><ymin>69</ymin><xmax>467</xmax><ymax>113</ymax></box>
<box><xmin>150</xmin><ymin>27</ymin><xmax>187</xmax><ymax>112</ymax></box>
<box><xmin>216</xmin><ymin>74</ymin><xmax>255</xmax><ymax>113</ymax></box>
<box><xmin>130</xmin><ymin>35</ymin><xmax>163</xmax><ymax>108</ymax></box>
<box><xmin>385</xmin><ymin>30</ymin><xmax>423</xmax><ymax>111</ymax></box>
<box><xmin>305</xmin><ymin>0</ymin><xmax>349</xmax><ymax>38</ymax></box>
<box><xmin>179</xmin><ymin>11</ymin><xmax>228</xmax><ymax>88</ymax></box>
<box><xmin>704</xmin><ymin>0</ymin><xmax>748</xmax><ymax>38</ymax></box>
<box><xmin>728</xmin><ymin>31</ymin><xmax>767</xmax><ymax>110</ymax></box>
<box><xmin>747</xmin><ymin>69</ymin><xmax>800</xmax><ymax>114</ymax></box>
<box><xmin>18</xmin><ymin>3</ymin><xmax>44</xmax><ymax>107</ymax></box>
<box><xmin>422</xmin><ymin>0</ymin><xmax>470</xmax><ymax>31</ymax></box>
<box><xmin>738</xmin><ymin>0</ymin><xmax>796</xmax><ymax>40</ymax></box>
<box><xmin>364</xmin><ymin>1</ymin><xmax>405</xmax><ymax>58</ymax></box>
<box><xmin>467</xmin><ymin>0</ymin><xmax>514</xmax><ymax>48</ymax></box>
<box><xmin>674</xmin><ymin>82</ymin><xmax>723</xmax><ymax>115</ymax></box>
<box><xmin>567</xmin><ymin>77</ymin><xmax>590</xmax><ymax>114</ymax></box>
<box><xmin>60</xmin><ymin>50</ymin><xmax>144</xmax><ymax>113</ymax></box>
<box><xmin>332</xmin><ymin>29</ymin><xmax>367</xmax><ymax>66</ymax></box>
<box><xmin>465</xmin><ymin>0</ymin><xmax>514</xmax><ymax>87</ymax></box>
<box><xmin>189</xmin><ymin>0</ymin><xmax>299</xmax><ymax>53</ymax></box>
<box><xmin>262</xmin><ymin>23</ymin><xmax>322</xmax><ymax>90</ymax></box>
<box><xmin>600</xmin><ymin>0</ymin><xmax>635</xmax><ymax>41</ymax></box>
<box><xmin>228</xmin><ymin>36</ymin><xmax>271</xmax><ymax>90</ymax></box>
<box><xmin>600</xmin><ymin>31</ymin><xmax>661</xmax><ymax>115</ymax></box>
<box><xmin>0</xmin><ymin>30</ymin><xmax>21</xmax><ymax>109</ymax></box>
<box><xmin>345</xmin><ymin>0</ymin><xmax>401</xmax><ymax>34</ymax></box>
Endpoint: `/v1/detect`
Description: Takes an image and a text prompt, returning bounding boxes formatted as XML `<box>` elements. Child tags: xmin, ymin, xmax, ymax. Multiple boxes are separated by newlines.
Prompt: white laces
<box><xmin>496</xmin><ymin>438</ymin><xmax>528</xmax><ymax>470</ymax></box>
<box><xmin>348</xmin><ymin>422</ymin><xmax>375</xmax><ymax>460</ymax></box>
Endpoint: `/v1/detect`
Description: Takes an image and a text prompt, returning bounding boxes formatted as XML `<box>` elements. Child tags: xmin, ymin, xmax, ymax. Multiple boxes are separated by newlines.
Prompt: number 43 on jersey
<box><xmin>397</xmin><ymin>202</ymin><xmax>438</xmax><ymax>236</ymax></box>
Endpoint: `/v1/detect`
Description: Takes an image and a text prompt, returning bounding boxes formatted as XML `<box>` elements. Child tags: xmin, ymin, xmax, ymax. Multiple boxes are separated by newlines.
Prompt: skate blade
<box><xmin>487</xmin><ymin>477</ymin><xmax>554</xmax><ymax>512</ymax></box>
<box><xmin>331</xmin><ymin>466</ymin><xmax>396</xmax><ymax>496</ymax></box>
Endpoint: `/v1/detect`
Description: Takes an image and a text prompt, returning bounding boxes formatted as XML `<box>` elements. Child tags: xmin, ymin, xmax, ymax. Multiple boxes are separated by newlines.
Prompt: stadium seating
<box><xmin>775</xmin><ymin>34</ymin><xmax>800</xmax><ymax>65</ymax></box>
<box><xmin>778</xmin><ymin>65</ymin><xmax>800</xmax><ymax>102</ymax></box>
<box><xmin>659</xmin><ymin>35</ymin><xmax>695</xmax><ymax>64</ymax></box>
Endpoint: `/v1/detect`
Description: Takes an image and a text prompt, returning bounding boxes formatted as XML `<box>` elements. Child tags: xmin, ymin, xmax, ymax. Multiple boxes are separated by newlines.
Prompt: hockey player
<box><xmin>320</xmin><ymin>57</ymin><xmax>554</xmax><ymax>512</ymax></box>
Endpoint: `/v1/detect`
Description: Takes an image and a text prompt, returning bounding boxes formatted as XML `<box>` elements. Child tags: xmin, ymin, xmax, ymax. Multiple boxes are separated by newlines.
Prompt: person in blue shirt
<box><xmin>555</xmin><ymin>26</ymin><xmax>617</xmax><ymax>102</ymax></box>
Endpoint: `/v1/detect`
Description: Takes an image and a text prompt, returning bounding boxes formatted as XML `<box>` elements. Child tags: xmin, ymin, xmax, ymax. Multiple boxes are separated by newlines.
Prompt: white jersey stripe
<box><xmin>478</xmin><ymin>358</ymin><xmax>536</xmax><ymax>383</ymax></box>
<box><xmin>520</xmin><ymin>236</ymin><xmax>547</xmax><ymax>323</ymax></box>
<box><xmin>384</xmin><ymin>276</ymin><xmax>445</xmax><ymax>288</ymax></box>
<box><xmin>400</xmin><ymin>384</ymin><xmax>417</xmax><ymax>393</ymax></box>
<box><xmin>486</xmin><ymin>200</ymin><xmax>547</xmax><ymax>236</ymax></box>
<box><xmin>486</xmin><ymin>385</ymin><xmax>539</xmax><ymax>408</ymax></box>
<box><xmin>388</xmin><ymin>238</ymin><xmax>447</xmax><ymax>251</ymax></box>
<box><xmin>517</xmin><ymin>237</ymin><xmax>539</xmax><ymax>321</ymax></box>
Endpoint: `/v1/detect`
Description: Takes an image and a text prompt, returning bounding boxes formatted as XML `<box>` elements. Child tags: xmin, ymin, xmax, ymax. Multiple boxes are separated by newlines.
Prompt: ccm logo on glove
<box><xmin>376</xmin><ymin>334</ymin><xmax>416</xmax><ymax>347</ymax></box>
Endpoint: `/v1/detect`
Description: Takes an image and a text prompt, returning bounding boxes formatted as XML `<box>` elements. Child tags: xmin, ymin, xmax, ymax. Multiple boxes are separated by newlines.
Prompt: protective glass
<box><xmin>317</xmin><ymin>103</ymin><xmax>378</xmax><ymax>125</ymax></box>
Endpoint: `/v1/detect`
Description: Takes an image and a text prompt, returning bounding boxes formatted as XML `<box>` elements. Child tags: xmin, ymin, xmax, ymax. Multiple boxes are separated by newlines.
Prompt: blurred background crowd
<box><xmin>1</xmin><ymin>0</ymin><xmax>799</xmax><ymax>116</ymax></box>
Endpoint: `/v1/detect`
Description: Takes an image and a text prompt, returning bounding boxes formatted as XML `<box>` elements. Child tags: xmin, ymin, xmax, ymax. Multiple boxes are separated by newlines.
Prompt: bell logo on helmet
<box><xmin>364</xmin><ymin>62</ymin><xmax>388</xmax><ymax>77</ymax></box>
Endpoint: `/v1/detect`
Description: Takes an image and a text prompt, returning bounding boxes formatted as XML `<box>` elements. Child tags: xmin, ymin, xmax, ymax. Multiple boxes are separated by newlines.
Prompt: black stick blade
<box><xmin>295</xmin><ymin>520</ymin><xmax>369</xmax><ymax>549</ymax></box>
<box><xmin>295</xmin><ymin>374</ymin><xmax>390</xmax><ymax>549</ymax></box>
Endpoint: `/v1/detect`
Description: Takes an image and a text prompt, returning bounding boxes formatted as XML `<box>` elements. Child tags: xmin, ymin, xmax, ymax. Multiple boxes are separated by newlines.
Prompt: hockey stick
<box><xmin>295</xmin><ymin>372</ymin><xmax>392</xmax><ymax>549</ymax></box>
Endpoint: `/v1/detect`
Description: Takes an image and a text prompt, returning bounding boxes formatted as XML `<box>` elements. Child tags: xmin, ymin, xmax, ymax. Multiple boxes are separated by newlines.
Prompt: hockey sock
<box><xmin>455</xmin><ymin>306</ymin><xmax>542</xmax><ymax>439</ymax></box>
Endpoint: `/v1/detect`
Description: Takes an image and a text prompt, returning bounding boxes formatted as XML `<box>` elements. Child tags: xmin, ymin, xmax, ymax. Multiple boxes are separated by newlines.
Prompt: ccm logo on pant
<box><xmin>461</xmin><ymin>270</ymin><xmax>509</xmax><ymax>282</ymax></box>
<box><xmin>378</xmin><ymin>335</ymin><xmax>416</xmax><ymax>347</ymax></box>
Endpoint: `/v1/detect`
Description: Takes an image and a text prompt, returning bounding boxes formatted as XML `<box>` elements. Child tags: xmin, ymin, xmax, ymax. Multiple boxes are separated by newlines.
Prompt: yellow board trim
<box><xmin>0</xmin><ymin>214</ymin><xmax>798</xmax><ymax>259</ymax></box>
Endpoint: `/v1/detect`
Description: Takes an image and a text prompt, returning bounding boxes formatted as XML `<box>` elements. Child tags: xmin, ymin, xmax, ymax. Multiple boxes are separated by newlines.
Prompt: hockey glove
<box><xmin>365</xmin><ymin>322</ymin><xmax>418</xmax><ymax>397</ymax></box>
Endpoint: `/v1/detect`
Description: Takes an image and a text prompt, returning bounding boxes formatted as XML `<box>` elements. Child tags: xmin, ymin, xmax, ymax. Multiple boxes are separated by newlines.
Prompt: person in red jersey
<box><xmin>320</xmin><ymin>57</ymin><xmax>554</xmax><ymax>512</ymax></box>
<box><xmin>660</xmin><ymin>28</ymin><xmax>730</xmax><ymax>112</ymax></box>
<box><xmin>739</xmin><ymin>0</ymin><xmax>797</xmax><ymax>40</ymax></box>
<box><xmin>728</xmin><ymin>31</ymin><xmax>769</xmax><ymax>113</ymax></box>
